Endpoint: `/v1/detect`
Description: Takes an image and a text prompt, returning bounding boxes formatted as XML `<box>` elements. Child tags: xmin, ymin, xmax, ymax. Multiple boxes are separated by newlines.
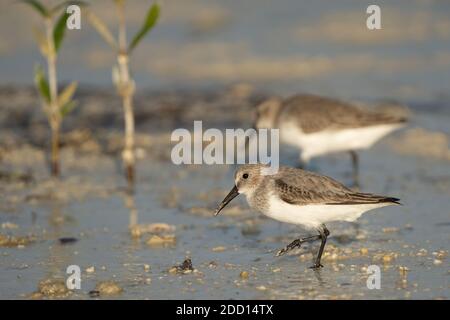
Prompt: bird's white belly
<box><xmin>265</xmin><ymin>195</ymin><xmax>388</xmax><ymax>230</ymax></box>
<box><xmin>280</xmin><ymin>122</ymin><xmax>403</xmax><ymax>161</ymax></box>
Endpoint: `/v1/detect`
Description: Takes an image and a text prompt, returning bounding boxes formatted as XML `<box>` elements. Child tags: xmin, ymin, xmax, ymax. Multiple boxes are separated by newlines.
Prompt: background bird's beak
<box><xmin>214</xmin><ymin>185</ymin><xmax>239</xmax><ymax>216</ymax></box>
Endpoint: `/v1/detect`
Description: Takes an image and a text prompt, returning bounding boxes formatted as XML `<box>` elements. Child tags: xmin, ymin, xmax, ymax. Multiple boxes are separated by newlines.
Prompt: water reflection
<box><xmin>33</xmin><ymin>202</ymin><xmax>75</xmax><ymax>298</ymax></box>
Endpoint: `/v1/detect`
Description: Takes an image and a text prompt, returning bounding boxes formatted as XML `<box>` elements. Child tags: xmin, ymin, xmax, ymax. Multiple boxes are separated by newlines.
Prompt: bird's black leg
<box><xmin>276</xmin><ymin>234</ymin><xmax>321</xmax><ymax>257</ymax></box>
<box><xmin>296</xmin><ymin>152</ymin><xmax>307</xmax><ymax>170</ymax></box>
<box><xmin>349</xmin><ymin>151</ymin><xmax>359</xmax><ymax>188</ymax></box>
<box><xmin>310</xmin><ymin>225</ymin><xmax>330</xmax><ymax>269</ymax></box>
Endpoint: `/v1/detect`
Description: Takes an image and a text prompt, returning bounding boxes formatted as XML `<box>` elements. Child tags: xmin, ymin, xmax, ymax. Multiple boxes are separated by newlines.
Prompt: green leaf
<box><xmin>128</xmin><ymin>3</ymin><xmax>160</xmax><ymax>52</ymax></box>
<box><xmin>20</xmin><ymin>0</ymin><xmax>49</xmax><ymax>17</ymax></box>
<box><xmin>53</xmin><ymin>11</ymin><xmax>70</xmax><ymax>52</ymax></box>
<box><xmin>60</xmin><ymin>100</ymin><xmax>77</xmax><ymax>117</ymax></box>
<box><xmin>58</xmin><ymin>81</ymin><xmax>78</xmax><ymax>108</ymax></box>
<box><xmin>87</xmin><ymin>11</ymin><xmax>117</xmax><ymax>49</ymax></box>
<box><xmin>32</xmin><ymin>27</ymin><xmax>49</xmax><ymax>57</ymax></box>
<box><xmin>34</xmin><ymin>65</ymin><xmax>50</xmax><ymax>103</ymax></box>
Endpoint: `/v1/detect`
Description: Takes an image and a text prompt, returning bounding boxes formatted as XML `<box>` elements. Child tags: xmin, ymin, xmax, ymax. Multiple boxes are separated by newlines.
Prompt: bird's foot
<box><xmin>309</xmin><ymin>263</ymin><xmax>324</xmax><ymax>269</ymax></box>
<box><xmin>276</xmin><ymin>239</ymin><xmax>302</xmax><ymax>257</ymax></box>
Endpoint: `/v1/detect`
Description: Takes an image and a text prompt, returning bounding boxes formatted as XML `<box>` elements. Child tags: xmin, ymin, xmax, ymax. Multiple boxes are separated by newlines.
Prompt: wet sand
<box><xmin>0</xmin><ymin>86</ymin><xmax>449</xmax><ymax>299</ymax></box>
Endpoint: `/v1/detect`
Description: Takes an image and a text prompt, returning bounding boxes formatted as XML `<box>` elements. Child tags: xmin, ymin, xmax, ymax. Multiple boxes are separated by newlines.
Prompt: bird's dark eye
<box><xmin>243</xmin><ymin>173</ymin><xmax>249</xmax><ymax>179</ymax></box>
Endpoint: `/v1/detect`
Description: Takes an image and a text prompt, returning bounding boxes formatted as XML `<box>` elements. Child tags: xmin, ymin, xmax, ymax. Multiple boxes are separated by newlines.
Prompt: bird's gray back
<box><xmin>266</xmin><ymin>166</ymin><xmax>400</xmax><ymax>205</ymax></box>
<box><xmin>278</xmin><ymin>94</ymin><xmax>406</xmax><ymax>134</ymax></box>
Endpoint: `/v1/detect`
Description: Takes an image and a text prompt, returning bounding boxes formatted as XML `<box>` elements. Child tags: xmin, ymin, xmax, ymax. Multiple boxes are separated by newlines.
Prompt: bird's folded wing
<box><xmin>274</xmin><ymin>176</ymin><xmax>400</xmax><ymax>206</ymax></box>
<box><xmin>283</xmin><ymin>95</ymin><xmax>407</xmax><ymax>134</ymax></box>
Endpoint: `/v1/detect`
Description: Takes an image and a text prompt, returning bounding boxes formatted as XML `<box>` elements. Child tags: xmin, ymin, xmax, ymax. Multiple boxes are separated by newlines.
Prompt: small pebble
<box><xmin>146</xmin><ymin>234</ymin><xmax>176</xmax><ymax>246</ymax></box>
<box><xmin>58</xmin><ymin>237</ymin><xmax>78</xmax><ymax>245</ymax></box>
<box><xmin>416</xmin><ymin>249</ymin><xmax>428</xmax><ymax>257</ymax></box>
<box><xmin>169</xmin><ymin>258</ymin><xmax>194</xmax><ymax>274</ymax></box>
<box><xmin>433</xmin><ymin>250</ymin><xmax>447</xmax><ymax>260</ymax></box>
<box><xmin>256</xmin><ymin>285</ymin><xmax>267</xmax><ymax>291</ymax></box>
<box><xmin>382</xmin><ymin>254</ymin><xmax>394</xmax><ymax>263</ymax></box>
<box><xmin>1</xmin><ymin>222</ymin><xmax>18</xmax><ymax>229</ymax></box>
<box><xmin>168</xmin><ymin>267</ymin><xmax>178</xmax><ymax>274</ymax></box>
<box><xmin>382</xmin><ymin>227</ymin><xmax>399</xmax><ymax>233</ymax></box>
<box><xmin>33</xmin><ymin>279</ymin><xmax>70</xmax><ymax>298</ymax></box>
<box><xmin>95</xmin><ymin>281</ymin><xmax>122</xmax><ymax>296</ymax></box>
<box><xmin>89</xmin><ymin>290</ymin><xmax>100</xmax><ymax>298</ymax></box>
<box><xmin>433</xmin><ymin>259</ymin><xmax>443</xmax><ymax>265</ymax></box>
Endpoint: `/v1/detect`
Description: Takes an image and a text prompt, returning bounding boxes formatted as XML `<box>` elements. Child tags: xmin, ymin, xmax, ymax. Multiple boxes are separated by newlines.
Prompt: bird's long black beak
<box><xmin>214</xmin><ymin>185</ymin><xmax>239</xmax><ymax>216</ymax></box>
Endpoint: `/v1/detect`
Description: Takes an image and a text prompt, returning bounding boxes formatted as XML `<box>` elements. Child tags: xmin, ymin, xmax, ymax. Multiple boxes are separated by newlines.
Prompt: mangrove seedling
<box><xmin>21</xmin><ymin>0</ymin><xmax>83</xmax><ymax>177</ymax></box>
<box><xmin>87</xmin><ymin>0</ymin><xmax>160</xmax><ymax>187</ymax></box>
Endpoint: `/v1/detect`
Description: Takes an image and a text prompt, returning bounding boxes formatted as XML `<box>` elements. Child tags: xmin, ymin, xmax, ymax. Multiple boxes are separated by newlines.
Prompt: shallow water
<box><xmin>0</xmin><ymin>88</ymin><xmax>450</xmax><ymax>299</ymax></box>
<box><xmin>1</xmin><ymin>106</ymin><xmax>449</xmax><ymax>299</ymax></box>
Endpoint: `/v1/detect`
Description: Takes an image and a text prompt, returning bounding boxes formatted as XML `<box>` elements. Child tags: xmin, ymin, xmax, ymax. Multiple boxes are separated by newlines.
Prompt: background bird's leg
<box><xmin>296</xmin><ymin>153</ymin><xmax>306</xmax><ymax>169</ymax></box>
<box><xmin>349</xmin><ymin>151</ymin><xmax>359</xmax><ymax>188</ymax></box>
<box><xmin>276</xmin><ymin>234</ymin><xmax>321</xmax><ymax>256</ymax></box>
<box><xmin>310</xmin><ymin>225</ymin><xmax>330</xmax><ymax>269</ymax></box>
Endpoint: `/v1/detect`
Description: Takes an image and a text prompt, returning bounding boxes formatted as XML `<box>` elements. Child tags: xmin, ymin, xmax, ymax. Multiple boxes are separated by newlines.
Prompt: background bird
<box><xmin>254</xmin><ymin>94</ymin><xmax>408</xmax><ymax>186</ymax></box>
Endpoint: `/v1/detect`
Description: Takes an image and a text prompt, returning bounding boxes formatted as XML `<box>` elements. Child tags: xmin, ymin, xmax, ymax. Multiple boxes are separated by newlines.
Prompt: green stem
<box><xmin>45</xmin><ymin>18</ymin><xmax>60</xmax><ymax>177</ymax></box>
<box><xmin>116</xmin><ymin>1</ymin><xmax>135</xmax><ymax>187</ymax></box>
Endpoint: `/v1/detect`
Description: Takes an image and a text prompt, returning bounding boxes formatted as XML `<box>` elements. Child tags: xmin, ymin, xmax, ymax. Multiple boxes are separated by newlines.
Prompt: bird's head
<box><xmin>214</xmin><ymin>164</ymin><xmax>267</xmax><ymax>216</ymax></box>
<box><xmin>254</xmin><ymin>98</ymin><xmax>283</xmax><ymax>129</ymax></box>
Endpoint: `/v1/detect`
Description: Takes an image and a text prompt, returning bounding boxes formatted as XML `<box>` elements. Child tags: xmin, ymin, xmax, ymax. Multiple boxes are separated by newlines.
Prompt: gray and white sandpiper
<box><xmin>255</xmin><ymin>94</ymin><xmax>407</xmax><ymax>186</ymax></box>
<box><xmin>214</xmin><ymin>164</ymin><xmax>401</xmax><ymax>269</ymax></box>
